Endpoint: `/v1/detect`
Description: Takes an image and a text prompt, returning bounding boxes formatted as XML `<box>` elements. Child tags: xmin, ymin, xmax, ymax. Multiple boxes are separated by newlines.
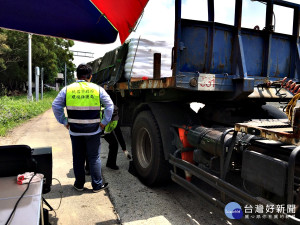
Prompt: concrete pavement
<box><xmin>0</xmin><ymin>109</ymin><xmax>119</xmax><ymax>225</ymax></box>
<box><xmin>1</xmin><ymin>107</ymin><xmax>245</xmax><ymax>225</ymax></box>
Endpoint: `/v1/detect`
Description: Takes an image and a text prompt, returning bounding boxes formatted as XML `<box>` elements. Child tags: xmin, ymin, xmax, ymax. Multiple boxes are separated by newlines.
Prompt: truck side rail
<box><xmin>173</xmin><ymin>0</ymin><xmax>300</xmax><ymax>100</ymax></box>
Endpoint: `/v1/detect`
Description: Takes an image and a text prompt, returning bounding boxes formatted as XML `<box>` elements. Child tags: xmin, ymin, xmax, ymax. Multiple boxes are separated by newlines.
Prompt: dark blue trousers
<box><xmin>70</xmin><ymin>133</ymin><xmax>103</xmax><ymax>190</ymax></box>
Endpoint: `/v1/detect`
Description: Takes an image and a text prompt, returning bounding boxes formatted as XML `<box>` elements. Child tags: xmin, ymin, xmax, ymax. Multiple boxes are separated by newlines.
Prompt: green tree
<box><xmin>0</xmin><ymin>29</ymin><xmax>27</xmax><ymax>93</ymax></box>
<box><xmin>32</xmin><ymin>36</ymin><xmax>75</xmax><ymax>84</ymax></box>
<box><xmin>0</xmin><ymin>28</ymin><xmax>75</xmax><ymax>94</ymax></box>
<box><xmin>0</xmin><ymin>33</ymin><xmax>9</xmax><ymax>71</ymax></box>
<box><xmin>0</xmin><ymin>31</ymin><xmax>16</xmax><ymax>72</ymax></box>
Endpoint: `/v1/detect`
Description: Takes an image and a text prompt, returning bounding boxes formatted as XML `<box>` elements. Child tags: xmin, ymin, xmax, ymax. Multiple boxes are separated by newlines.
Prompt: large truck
<box><xmin>89</xmin><ymin>0</ymin><xmax>300</xmax><ymax>224</ymax></box>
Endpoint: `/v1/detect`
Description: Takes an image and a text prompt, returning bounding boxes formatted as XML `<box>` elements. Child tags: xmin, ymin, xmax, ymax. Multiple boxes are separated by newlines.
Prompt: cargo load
<box><xmin>124</xmin><ymin>38</ymin><xmax>173</xmax><ymax>80</ymax></box>
<box><xmin>90</xmin><ymin>37</ymin><xmax>172</xmax><ymax>86</ymax></box>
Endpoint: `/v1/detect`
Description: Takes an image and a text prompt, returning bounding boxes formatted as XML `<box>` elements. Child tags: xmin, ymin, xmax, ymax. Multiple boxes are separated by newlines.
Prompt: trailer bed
<box><xmin>235</xmin><ymin>119</ymin><xmax>300</xmax><ymax>146</ymax></box>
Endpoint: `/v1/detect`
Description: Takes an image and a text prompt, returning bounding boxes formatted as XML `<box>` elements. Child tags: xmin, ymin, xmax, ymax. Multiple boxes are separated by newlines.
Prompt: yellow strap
<box><xmin>286</xmin><ymin>93</ymin><xmax>300</xmax><ymax>121</ymax></box>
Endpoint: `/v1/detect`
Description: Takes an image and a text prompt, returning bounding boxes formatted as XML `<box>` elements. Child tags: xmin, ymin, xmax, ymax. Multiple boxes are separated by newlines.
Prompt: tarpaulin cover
<box><xmin>91</xmin><ymin>42</ymin><xmax>129</xmax><ymax>86</ymax></box>
<box><xmin>0</xmin><ymin>0</ymin><xmax>148</xmax><ymax>44</ymax></box>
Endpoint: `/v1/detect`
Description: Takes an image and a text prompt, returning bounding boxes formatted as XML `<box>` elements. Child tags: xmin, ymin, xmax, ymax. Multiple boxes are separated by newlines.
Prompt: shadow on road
<box><xmin>95</xmin><ymin>219</ymin><xmax>121</xmax><ymax>225</ymax></box>
<box><xmin>44</xmin><ymin>183</ymin><xmax>110</xmax><ymax>200</ymax></box>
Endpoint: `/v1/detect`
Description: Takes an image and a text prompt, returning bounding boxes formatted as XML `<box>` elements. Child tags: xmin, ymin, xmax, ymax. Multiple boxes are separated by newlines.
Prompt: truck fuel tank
<box><xmin>186</xmin><ymin>126</ymin><xmax>254</xmax><ymax>157</ymax></box>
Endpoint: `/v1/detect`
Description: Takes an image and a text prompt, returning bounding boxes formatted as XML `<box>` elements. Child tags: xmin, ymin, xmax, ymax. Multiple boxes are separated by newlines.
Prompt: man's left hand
<box><xmin>100</xmin><ymin>123</ymin><xmax>105</xmax><ymax>130</ymax></box>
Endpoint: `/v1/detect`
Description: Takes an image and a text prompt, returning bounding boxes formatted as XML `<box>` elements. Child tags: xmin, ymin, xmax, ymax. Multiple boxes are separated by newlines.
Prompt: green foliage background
<box><xmin>0</xmin><ymin>28</ymin><xmax>76</xmax><ymax>95</ymax></box>
<box><xmin>0</xmin><ymin>91</ymin><xmax>58</xmax><ymax>136</ymax></box>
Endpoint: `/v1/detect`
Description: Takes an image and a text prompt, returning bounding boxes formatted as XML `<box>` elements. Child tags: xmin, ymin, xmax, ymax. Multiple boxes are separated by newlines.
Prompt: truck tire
<box><xmin>132</xmin><ymin>111</ymin><xmax>170</xmax><ymax>186</ymax></box>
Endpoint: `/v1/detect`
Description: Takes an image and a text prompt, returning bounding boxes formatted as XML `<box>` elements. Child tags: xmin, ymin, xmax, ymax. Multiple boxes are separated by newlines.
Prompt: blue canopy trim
<box><xmin>0</xmin><ymin>0</ymin><xmax>118</xmax><ymax>44</ymax></box>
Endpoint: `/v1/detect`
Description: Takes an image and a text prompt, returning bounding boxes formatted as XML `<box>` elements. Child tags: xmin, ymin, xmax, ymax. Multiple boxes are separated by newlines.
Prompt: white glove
<box><xmin>17</xmin><ymin>172</ymin><xmax>44</xmax><ymax>185</ymax></box>
<box><xmin>17</xmin><ymin>172</ymin><xmax>34</xmax><ymax>180</ymax></box>
<box><xmin>124</xmin><ymin>150</ymin><xmax>132</xmax><ymax>160</ymax></box>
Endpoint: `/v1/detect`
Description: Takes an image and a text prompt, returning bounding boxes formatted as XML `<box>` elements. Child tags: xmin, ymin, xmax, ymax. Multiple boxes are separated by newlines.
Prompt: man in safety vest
<box><xmin>52</xmin><ymin>64</ymin><xmax>114</xmax><ymax>192</ymax></box>
<box><xmin>85</xmin><ymin>104</ymin><xmax>132</xmax><ymax>174</ymax></box>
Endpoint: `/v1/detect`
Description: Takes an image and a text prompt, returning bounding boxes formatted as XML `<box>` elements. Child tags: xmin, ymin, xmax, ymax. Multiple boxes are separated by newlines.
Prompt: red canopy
<box><xmin>0</xmin><ymin>0</ymin><xmax>149</xmax><ymax>44</ymax></box>
<box><xmin>91</xmin><ymin>0</ymin><xmax>149</xmax><ymax>43</ymax></box>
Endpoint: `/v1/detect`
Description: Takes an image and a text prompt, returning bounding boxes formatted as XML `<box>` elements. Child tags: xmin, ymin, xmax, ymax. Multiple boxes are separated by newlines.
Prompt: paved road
<box><xmin>1</xmin><ymin>109</ymin><xmax>243</xmax><ymax>225</ymax></box>
<box><xmin>0</xmin><ymin>110</ymin><xmax>118</xmax><ymax>225</ymax></box>
<box><xmin>104</xmin><ymin>127</ymin><xmax>243</xmax><ymax>225</ymax></box>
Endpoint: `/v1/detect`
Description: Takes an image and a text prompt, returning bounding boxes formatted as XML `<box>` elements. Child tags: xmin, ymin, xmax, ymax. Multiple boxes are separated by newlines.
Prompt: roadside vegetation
<box><xmin>0</xmin><ymin>28</ymin><xmax>75</xmax><ymax>96</ymax></box>
<box><xmin>0</xmin><ymin>90</ymin><xmax>57</xmax><ymax>136</ymax></box>
<box><xmin>0</xmin><ymin>28</ymin><xmax>75</xmax><ymax>136</ymax></box>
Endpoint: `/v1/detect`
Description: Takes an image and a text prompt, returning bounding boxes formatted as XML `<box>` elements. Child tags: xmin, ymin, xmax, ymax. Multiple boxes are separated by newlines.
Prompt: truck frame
<box><xmin>91</xmin><ymin>0</ymin><xmax>300</xmax><ymax>224</ymax></box>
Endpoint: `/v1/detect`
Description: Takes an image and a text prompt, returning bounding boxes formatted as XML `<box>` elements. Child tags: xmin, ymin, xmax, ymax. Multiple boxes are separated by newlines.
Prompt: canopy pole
<box><xmin>27</xmin><ymin>34</ymin><xmax>33</xmax><ymax>101</ymax></box>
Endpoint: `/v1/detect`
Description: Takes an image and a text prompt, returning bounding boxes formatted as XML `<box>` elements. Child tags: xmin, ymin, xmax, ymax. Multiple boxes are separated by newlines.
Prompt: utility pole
<box><xmin>41</xmin><ymin>68</ymin><xmax>44</xmax><ymax>100</ymax></box>
<box><xmin>27</xmin><ymin>34</ymin><xmax>33</xmax><ymax>101</ymax></box>
<box><xmin>35</xmin><ymin>67</ymin><xmax>40</xmax><ymax>101</ymax></box>
<box><xmin>64</xmin><ymin>63</ymin><xmax>67</xmax><ymax>86</ymax></box>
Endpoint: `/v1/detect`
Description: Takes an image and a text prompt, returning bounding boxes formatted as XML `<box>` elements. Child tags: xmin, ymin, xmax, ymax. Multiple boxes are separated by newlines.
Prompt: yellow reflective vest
<box><xmin>100</xmin><ymin>105</ymin><xmax>118</xmax><ymax>134</ymax></box>
<box><xmin>66</xmin><ymin>82</ymin><xmax>101</xmax><ymax>133</ymax></box>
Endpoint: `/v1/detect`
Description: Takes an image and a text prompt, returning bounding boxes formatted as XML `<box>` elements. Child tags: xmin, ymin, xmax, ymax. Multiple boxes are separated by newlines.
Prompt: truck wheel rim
<box><xmin>136</xmin><ymin>128</ymin><xmax>152</xmax><ymax>169</ymax></box>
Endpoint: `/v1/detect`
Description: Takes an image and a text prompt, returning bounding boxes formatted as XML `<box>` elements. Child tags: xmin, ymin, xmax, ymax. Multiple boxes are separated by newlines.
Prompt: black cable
<box><xmin>255</xmin><ymin>0</ymin><xmax>276</xmax><ymax>31</ymax></box>
<box><xmin>283</xmin><ymin>104</ymin><xmax>288</xmax><ymax>113</ymax></box>
<box><xmin>51</xmin><ymin>178</ymin><xmax>63</xmax><ymax>211</ymax></box>
<box><xmin>43</xmin><ymin>178</ymin><xmax>63</xmax><ymax>218</ymax></box>
<box><xmin>5</xmin><ymin>174</ymin><xmax>36</xmax><ymax>225</ymax></box>
<box><xmin>273</xmin><ymin>11</ymin><xmax>276</xmax><ymax>31</ymax></box>
<box><xmin>132</xmin><ymin>11</ymin><xmax>144</xmax><ymax>32</ymax></box>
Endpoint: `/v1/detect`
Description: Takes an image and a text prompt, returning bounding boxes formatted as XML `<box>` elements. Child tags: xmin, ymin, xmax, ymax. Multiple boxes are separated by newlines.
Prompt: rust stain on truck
<box><xmin>114</xmin><ymin>77</ymin><xmax>176</xmax><ymax>90</ymax></box>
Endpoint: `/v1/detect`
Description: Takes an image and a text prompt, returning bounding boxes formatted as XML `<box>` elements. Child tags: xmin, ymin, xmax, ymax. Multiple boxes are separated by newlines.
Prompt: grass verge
<box><xmin>0</xmin><ymin>90</ymin><xmax>58</xmax><ymax>136</ymax></box>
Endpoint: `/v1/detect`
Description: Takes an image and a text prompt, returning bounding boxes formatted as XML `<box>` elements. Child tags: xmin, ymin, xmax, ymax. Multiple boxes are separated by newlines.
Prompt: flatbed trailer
<box><xmin>91</xmin><ymin>0</ymin><xmax>300</xmax><ymax>224</ymax></box>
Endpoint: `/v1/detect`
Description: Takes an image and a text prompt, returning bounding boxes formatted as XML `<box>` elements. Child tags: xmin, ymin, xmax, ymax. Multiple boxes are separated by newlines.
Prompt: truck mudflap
<box><xmin>169</xmin><ymin>154</ymin><xmax>300</xmax><ymax>225</ymax></box>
